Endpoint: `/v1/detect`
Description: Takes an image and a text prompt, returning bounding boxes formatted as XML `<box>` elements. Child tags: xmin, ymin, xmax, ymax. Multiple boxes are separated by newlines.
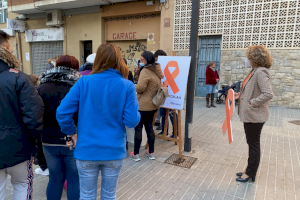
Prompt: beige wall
<box><xmin>65</xmin><ymin>12</ymin><xmax>104</xmax><ymax>65</ymax></box>
<box><xmin>102</xmin><ymin>1</ymin><xmax>174</xmax><ymax>55</ymax></box>
<box><xmin>159</xmin><ymin>2</ymin><xmax>175</xmax><ymax>56</ymax></box>
<box><xmin>106</xmin><ymin>17</ymin><xmax>160</xmax><ymax>52</ymax></box>
<box><xmin>101</xmin><ymin>1</ymin><xmax>160</xmax><ymax>17</ymax></box>
<box><xmin>18</xmin><ymin>12</ymin><xmax>104</xmax><ymax>74</ymax></box>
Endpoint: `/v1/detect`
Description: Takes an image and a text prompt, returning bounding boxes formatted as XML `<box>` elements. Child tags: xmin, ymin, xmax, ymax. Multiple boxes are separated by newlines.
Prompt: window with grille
<box><xmin>0</xmin><ymin>0</ymin><xmax>7</xmax><ymax>24</ymax></box>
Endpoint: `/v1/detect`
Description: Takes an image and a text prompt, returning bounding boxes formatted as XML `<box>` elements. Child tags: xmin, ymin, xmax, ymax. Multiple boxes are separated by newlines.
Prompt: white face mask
<box><xmin>245</xmin><ymin>58</ymin><xmax>252</xmax><ymax>68</ymax></box>
<box><xmin>51</xmin><ymin>61</ymin><xmax>56</xmax><ymax>66</ymax></box>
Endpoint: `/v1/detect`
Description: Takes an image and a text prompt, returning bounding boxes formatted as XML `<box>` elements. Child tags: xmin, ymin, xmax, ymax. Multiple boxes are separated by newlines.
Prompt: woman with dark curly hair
<box><xmin>234</xmin><ymin>45</ymin><xmax>273</xmax><ymax>182</ymax></box>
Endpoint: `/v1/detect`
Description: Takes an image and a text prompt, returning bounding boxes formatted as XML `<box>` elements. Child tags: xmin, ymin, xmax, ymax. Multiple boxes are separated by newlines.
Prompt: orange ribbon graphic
<box><xmin>163</xmin><ymin>61</ymin><xmax>180</xmax><ymax>94</ymax></box>
<box><xmin>222</xmin><ymin>89</ymin><xmax>235</xmax><ymax>144</ymax></box>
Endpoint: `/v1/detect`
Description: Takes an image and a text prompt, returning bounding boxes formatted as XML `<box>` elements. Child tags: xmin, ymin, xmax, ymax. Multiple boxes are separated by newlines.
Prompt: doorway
<box><xmin>80</xmin><ymin>40</ymin><xmax>93</xmax><ymax>65</ymax></box>
<box><xmin>196</xmin><ymin>36</ymin><xmax>222</xmax><ymax>97</ymax></box>
<box><xmin>84</xmin><ymin>41</ymin><xmax>93</xmax><ymax>63</ymax></box>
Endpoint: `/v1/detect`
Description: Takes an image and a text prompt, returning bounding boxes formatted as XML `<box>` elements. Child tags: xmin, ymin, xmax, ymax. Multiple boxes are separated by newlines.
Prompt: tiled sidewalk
<box><xmin>4</xmin><ymin>99</ymin><xmax>300</xmax><ymax>200</ymax></box>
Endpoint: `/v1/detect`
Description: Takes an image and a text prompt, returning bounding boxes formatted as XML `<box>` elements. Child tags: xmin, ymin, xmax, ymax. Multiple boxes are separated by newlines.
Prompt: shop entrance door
<box><xmin>80</xmin><ymin>40</ymin><xmax>93</xmax><ymax>66</ymax></box>
<box><xmin>196</xmin><ymin>36</ymin><xmax>222</xmax><ymax>97</ymax></box>
<box><xmin>107</xmin><ymin>40</ymin><xmax>147</xmax><ymax>71</ymax></box>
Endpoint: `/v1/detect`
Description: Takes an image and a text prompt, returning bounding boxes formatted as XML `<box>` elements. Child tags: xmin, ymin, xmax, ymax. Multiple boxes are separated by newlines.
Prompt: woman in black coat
<box><xmin>37</xmin><ymin>55</ymin><xmax>82</xmax><ymax>200</ymax></box>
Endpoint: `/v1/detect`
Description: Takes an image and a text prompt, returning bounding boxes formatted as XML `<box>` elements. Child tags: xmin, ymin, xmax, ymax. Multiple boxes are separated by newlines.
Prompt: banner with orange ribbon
<box><xmin>222</xmin><ymin>88</ymin><xmax>235</xmax><ymax>144</ymax></box>
<box><xmin>157</xmin><ymin>56</ymin><xmax>191</xmax><ymax>110</ymax></box>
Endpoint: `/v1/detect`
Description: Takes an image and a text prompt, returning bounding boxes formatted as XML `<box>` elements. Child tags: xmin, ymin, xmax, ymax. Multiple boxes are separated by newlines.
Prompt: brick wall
<box><xmin>220</xmin><ymin>49</ymin><xmax>300</xmax><ymax>108</ymax></box>
<box><xmin>8</xmin><ymin>0</ymin><xmax>35</xmax><ymax>7</ymax></box>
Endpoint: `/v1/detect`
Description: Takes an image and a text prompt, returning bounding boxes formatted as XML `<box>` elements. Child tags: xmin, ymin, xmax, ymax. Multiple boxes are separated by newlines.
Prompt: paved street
<box><xmin>4</xmin><ymin>99</ymin><xmax>300</xmax><ymax>200</ymax></box>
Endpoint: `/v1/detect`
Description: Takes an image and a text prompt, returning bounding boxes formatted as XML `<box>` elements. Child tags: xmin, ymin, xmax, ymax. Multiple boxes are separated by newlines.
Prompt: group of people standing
<box><xmin>0</xmin><ymin>25</ymin><xmax>274</xmax><ymax>200</ymax></box>
<box><xmin>0</xmin><ymin>28</ymin><xmax>171</xmax><ymax>200</ymax></box>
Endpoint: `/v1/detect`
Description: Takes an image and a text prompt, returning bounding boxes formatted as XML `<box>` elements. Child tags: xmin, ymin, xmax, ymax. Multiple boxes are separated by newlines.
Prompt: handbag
<box><xmin>146</xmin><ymin>71</ymin><xmax>169</xmax><ymax>107</ymax></box>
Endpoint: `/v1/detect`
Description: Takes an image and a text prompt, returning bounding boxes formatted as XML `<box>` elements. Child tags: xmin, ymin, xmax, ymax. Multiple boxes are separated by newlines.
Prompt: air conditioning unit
<box><xmin>46</xmin><ymin>10</ymin><xmax>62</xmax><ymax>27</ymax></box>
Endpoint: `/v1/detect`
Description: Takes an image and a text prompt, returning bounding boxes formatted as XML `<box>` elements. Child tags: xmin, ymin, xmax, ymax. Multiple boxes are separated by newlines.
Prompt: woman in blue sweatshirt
<box><xmin>56</xmin><ymin>43</ymin><xmax>140</xmax><ymax>200</ymax></box>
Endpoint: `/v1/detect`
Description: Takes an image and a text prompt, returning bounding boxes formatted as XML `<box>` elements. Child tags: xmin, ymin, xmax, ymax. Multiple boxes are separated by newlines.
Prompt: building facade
<box><xmin>174</xmin><ymin>0</ymin><xmax>300</xmax><ymax>108</ymax></box>
<box><xmin>2</xmin><ymin>0</ymin><xmax>300</xmax><ymax>108</ymax></box>
<box><xmin>2</xmin><ymin>0</ymin><xmax>174</xmax><ymax>75</ymax></box>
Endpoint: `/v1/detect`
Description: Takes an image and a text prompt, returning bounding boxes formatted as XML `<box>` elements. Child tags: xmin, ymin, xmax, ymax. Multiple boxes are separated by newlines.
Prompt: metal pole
<box><xmin>184</xmin><ymin>0</ymin><xmax>199</xmax><ymax>152</ymax></box>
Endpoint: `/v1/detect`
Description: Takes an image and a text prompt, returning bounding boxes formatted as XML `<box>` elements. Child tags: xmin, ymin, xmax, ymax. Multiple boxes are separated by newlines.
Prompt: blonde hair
<box><xmin>246</xmin><ymin>45</ymin><xmax>273</xmax><ymax>69</ymax></box>
<box><xmin>29</xmin><ymin>74</ymin><xmax>39</xmax><ymax>87</ymax></box>
<box><xmin>208</xmin><ymin>62</ymin><xmax>215</xmax><ymax>67</ymax></box>
<box><xmin>91</xmin><ymin>43</ymin><xmax>129</xmax><ymax>78</ymax></box>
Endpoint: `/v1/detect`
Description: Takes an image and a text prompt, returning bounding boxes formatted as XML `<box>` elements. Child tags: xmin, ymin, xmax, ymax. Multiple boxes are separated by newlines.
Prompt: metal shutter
<box><xmin>31</xmin><ymin>41</ymin><xmax>63</xmax><ymax>76</ymax></box>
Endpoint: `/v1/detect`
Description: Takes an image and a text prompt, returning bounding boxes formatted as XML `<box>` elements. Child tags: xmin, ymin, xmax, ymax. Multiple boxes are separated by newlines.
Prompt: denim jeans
<box><xmin>76</xmin><ymin>159</ymin><xmax>123</xmax><ymax>200</ymax></box>
<box><xmin>160</xmin><ymin>108</ymin><xmax>178</xmax><ymax>135</ymax></box>
<box><xmin>155</xmin><ymin>108</ymin><xmax>161</xmax><ymax>123</ymax></box>
<box><xmin>206</xmin><ymin>84</ymin><xmax>217</xmax><ymax>94</ymax></box>
<box><xmin>43</xmin><ymin>146</ymin><xmax>80</xmax><ymax>200</ymax></box>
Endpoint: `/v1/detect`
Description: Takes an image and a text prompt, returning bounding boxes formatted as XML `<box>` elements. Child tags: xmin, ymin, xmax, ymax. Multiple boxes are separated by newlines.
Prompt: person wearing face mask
<box><xmin>234</xmin><ymin>45</ymin><xmax>273</xmax><ymax>183</ymax></box>
<box><xmin>205</xmin><ymin>62</ymin><xmax>219</xmax><ymax>108</ymax></box>
<box><xmin>129</xmin><ymin>51</ymin><xmax>164</xmax><ymax>161</ymax></box>
<box><xmin>134</xmin><ymin>60</ymin><xmax>141</xmax><ymax>83</ymax></box>
<box><xmin>46</xmin><ymin>58</ymin><xmax>55</xmax><ymax>70</ymax></box>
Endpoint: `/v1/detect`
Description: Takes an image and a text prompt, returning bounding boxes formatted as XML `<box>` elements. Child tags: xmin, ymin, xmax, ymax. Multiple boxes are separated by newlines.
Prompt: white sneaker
<box><xmin>129</xmin><ymin>152</ymin><xmax>141</xmax><ymax>162</ymax></box>
<box><xmin>35</xmin><ymin>168</ymin><xmax>49</xmax><ymax>176</ymax></box>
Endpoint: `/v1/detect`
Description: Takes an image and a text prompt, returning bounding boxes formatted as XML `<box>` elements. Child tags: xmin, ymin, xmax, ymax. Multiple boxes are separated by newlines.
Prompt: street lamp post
<box><xmin>184</xmin><ymin>0</ymin><xmax>200</xmax><ymax>152</ymax></box>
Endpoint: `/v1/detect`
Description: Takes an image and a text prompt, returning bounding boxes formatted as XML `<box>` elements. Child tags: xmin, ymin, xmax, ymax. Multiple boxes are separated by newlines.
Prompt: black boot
<box><xmin>211</xmin><ymin>93</ymin><xmax>216</xmax><ymax>107</ymax></box>
<box><xmin>206</xmin><ymin>94</ymin><xmax>210</xmax><ymax>108</ymax></box>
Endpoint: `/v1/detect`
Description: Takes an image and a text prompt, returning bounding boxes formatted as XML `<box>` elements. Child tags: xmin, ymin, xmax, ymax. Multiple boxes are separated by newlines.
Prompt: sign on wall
<box><xmin>25</xmin><ymin>53</ymin><xmax>30</xmax><ymax>61</ymax></box>
<box><xmin>7</xmin><ymin>19</ymin><xmax>26</xmax><ymax>31</ymax></box>
<box><xmin>158</xmin><ymin>56</ymin><xmax>191</xmax><ymax>110</ymax></box>
<box><xmin>112</xmin><ymin>32</ymin><xmax>137</xmax><ymax>40</ymax></box>
<box><xmin>148</xmin><ymin>33</ymin><xmax>154</xmax><ymax>44</ymax></box>
<box><xmin>25</xmin><ymin>27</ymin><xmax>64</xmax><ymax>42</ymax></box>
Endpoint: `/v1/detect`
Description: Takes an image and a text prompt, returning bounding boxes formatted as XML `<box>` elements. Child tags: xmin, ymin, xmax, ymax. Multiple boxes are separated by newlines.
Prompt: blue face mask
<box><xmin>140</xmin><ymin>63</ymin><xmax>145</xmax><ymax>67</ymax></box>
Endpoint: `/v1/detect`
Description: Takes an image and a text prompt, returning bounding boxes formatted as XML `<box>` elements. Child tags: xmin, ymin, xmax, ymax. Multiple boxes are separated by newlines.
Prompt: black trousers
<box><xmin>244</xmin><ymin>122</ymin><xmax>265</xmax><ymax>177</ymax></box>
<box><xmin>34</xmin><ymin>140</ymin><xmax>48</xmax><ymax>171</ymax></box>
<box><xmin>134</xmin><ymin>110</ymin><xmax>157</xmax><ymax>155</ymax></box>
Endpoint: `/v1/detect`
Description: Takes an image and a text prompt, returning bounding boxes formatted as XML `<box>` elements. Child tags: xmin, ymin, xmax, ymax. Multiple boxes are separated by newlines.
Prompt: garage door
<box><xmin>31</xmin><ymin>41</ymin><xmax>63</xmax><ymax>76</ymax></box>
<box><xmin>108</xmin><ymin>40</ymin><xmax>147</xmax><ymax>71</ymax></box>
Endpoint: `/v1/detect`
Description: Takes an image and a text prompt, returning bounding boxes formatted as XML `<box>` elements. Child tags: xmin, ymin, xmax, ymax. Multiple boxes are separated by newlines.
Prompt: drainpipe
<box><xmin>64</xmin><ymin>15</ymin><xmax>67</xmax><ymax>54</ymax></box>
<box><xmin>16</xmin><ymin>31</ymin><xmax>23</xmax><ymax>72</ymax></box>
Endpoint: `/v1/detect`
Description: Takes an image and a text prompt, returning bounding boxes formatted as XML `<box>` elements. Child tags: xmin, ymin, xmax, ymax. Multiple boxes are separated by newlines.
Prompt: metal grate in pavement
<box><xmin>164</xmin><ymin>154</ymin><xmax>198</xmax><ymax>169</ymax></box>
<box><xmin>289</xmin><ymin>120</ymin><xmax>300</xmax><ymax>125</ymax></box>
